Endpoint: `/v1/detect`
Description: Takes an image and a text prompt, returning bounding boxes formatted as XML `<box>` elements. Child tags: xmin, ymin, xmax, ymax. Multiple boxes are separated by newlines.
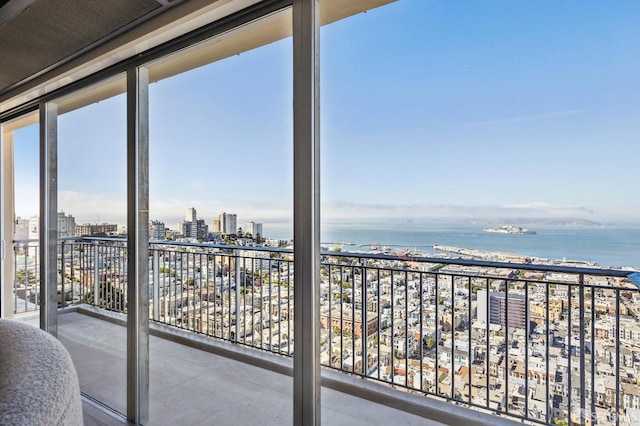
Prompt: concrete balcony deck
<box><xmin>21</xmin><ymin>308</ymin><xmax>502</xmax><ymax>426</ymax></box>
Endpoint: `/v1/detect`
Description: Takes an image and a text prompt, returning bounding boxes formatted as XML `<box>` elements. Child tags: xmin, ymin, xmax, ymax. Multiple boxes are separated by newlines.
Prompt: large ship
<box><xmin>483</xmin><ymin>225</ymin><xmax>536</xmax><ymax>235</ymax></box>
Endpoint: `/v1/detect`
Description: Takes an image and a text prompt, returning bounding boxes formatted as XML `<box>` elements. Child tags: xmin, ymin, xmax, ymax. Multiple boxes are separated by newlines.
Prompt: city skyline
<box><xmin>5</xmin><ymin>2</ymin><xmax>640</xmax><ymax>424</ymax></box>
<box><xmin>10</xmin><ymin>0</ymin><xmax>640</xmax><ymax>228</ymax></box>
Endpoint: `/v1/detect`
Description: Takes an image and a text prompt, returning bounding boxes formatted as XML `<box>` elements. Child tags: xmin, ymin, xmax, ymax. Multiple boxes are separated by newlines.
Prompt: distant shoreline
<box><xmin>309</xmin><ymin>223</ymin><xmax>640</xmax><ymax>269</ymax></box>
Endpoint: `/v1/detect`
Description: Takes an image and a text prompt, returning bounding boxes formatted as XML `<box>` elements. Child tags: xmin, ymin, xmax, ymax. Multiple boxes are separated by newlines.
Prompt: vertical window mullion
<box><xmin>292</xmin><ymin>0</ymin><xmax>320</xmax><ymax>424</ymax></box>
<box><xmin>39</xmin><ymin>101</ymin><xmax>58</xmax><ymax>335</ymax></box>
<box><xmin>126</xmin><ymin>66</ymin><xmax>149</xmax><ymax>426</ymax></box>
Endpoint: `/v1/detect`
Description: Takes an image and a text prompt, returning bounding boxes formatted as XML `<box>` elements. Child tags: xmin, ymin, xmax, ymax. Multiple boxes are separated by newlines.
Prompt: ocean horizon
<box><xmin>264</xmin><ymin>222</ymin><xmax>640</xmax><ymax>269</ymax></box>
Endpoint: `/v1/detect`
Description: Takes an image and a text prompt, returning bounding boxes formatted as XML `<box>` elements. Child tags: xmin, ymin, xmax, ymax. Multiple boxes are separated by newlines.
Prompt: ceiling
<box><xmin>0</xmin><ymin>0</ymin><xmax>181</xmax><ymax>98</ymax></box>
<box><xmin>0</xmin><ymin>0</ymin><xmax>395</xmax><ymax>116</ymax></box>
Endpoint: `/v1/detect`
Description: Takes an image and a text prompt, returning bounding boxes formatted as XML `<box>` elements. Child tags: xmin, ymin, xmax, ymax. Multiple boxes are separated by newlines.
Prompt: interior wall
<box><xmin>1</xmin><ymin>128</ymin><xmax>15</xmax><ymax>318</ymax></box>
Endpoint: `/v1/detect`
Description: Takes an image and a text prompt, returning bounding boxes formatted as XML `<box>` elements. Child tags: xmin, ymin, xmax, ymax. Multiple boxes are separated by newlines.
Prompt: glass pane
<box><xmin>56</xmin><ymin>76</ymin><xmax>128</xmax><ymax>415</ymax></box>
<box><xmin>7</xmin><ymin>115</ymin><xmax>40</xmax><ymax>319</ymax></box>
<box><xmin>147</xmin><ymin>11</ymin><xmax>293</xmax><ymax>424</ymax></box>
<box><xmin>322</xmin><ymin>1</ymin><xmax>640</xmax><ymax>424</ymax></box>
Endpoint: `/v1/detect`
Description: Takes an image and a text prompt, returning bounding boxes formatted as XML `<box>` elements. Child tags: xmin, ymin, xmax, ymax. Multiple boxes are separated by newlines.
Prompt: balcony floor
<box><xmin>21</xmin><ymin>311</ymin><xmax>443</xmax><ymax>426</ymax></box>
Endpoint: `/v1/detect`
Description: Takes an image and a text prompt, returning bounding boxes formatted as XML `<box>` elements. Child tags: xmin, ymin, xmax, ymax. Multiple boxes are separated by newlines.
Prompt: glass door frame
<box><xmin>0</xmin><ymin>0</ymin><xmax>322</xmax><ymax>423</ymax></box>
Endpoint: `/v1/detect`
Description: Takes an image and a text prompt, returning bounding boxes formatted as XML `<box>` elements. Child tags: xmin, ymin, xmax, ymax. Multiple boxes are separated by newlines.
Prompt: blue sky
<box><xmin>11</xmin><ymin>0</ymin><xmax>640</xmax><ymax>230</ymax></box>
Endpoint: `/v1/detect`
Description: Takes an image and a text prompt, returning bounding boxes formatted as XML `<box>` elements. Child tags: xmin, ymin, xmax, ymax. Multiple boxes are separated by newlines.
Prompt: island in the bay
<box><xmin>483</xmin><ymin>225</ymin><xmax>536</xmax><ymax>235</ymax></box>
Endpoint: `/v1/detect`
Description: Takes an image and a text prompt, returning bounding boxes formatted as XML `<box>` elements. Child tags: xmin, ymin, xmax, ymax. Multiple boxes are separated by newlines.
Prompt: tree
<box><xmin>424</xmin><ymin>337</ymin><xmax>436</xmax><ymax>349</ymax></box>
<box><xmin>16</xmin><ymin>269</ymin><xmax>36</xmax><ymax>286</ymax></box>
<box><xmin>85</xmin><ymin>281</ymin><xmax>125</xmax><ymax>312</ymax></box>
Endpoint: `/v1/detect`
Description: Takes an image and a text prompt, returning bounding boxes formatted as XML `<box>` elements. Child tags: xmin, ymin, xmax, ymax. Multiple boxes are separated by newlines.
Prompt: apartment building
<box><xmin>57</xmin><ymin>211</ymin><xmax>76</xmax><ymax>238</ymax></box>
<box><xmin>75</xmin><ymin>223</ymin><xmax>118</xmax><ymax>236</ymax></box>
<box><xmin>242</xmin><ymin>221</ymin><xmax>263</xmax><ymax>237</ymax></box>
<box><xmin>477</xmin><ymin>289</ymin><xmax>527</xmax><ymax>330</ymax></box>
<box><xmin>179</xmin><ymin>208</ymin><xmax>207</xmax><ymax>239</ymax></box>
<box><xmin>149</xmin><ymin>220</ymin><xmax>166</xmax><ymax>240</ymax></box>
<box><xmin>214</xmin><ymin>212</ymin><xmax>237</xmax><ymax>235</ymax></box>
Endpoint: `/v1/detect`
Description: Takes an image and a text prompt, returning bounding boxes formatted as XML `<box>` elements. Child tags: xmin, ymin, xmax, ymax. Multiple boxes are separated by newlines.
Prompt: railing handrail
<box><xmin>13</xmin><ymin>236</ymin><xmax>638</xmax><ymax>279</ymax></box>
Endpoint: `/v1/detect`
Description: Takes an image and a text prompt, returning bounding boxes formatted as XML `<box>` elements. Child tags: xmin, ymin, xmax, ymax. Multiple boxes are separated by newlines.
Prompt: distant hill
<box><xmin>463</xmin><ymin>218</ymin><xmax>607</xmax><ymax>227</ymax></box>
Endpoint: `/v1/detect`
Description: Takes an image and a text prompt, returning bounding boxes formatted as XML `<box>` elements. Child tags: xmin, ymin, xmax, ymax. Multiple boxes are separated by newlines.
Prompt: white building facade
<box><xmin>57</xmin><ymin>211</ymin><xmax>76</xmax><ymax>238</ymax></box>
<box><xmin>242</xmin><ymin>221</ymin><xmax>262</xmax><ymax>237</ymax></box>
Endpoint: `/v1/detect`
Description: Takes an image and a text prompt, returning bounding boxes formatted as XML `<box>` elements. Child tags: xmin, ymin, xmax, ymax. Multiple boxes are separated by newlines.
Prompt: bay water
<box><xmin>267</xmin><ymin>222</ymin><xmax>640</xmax><ymax>269</ymax></box>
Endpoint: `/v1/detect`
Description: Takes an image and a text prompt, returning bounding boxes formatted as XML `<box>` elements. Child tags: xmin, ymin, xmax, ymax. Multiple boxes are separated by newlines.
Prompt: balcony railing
<box><xmin>11</xmin><ymin>237</ymin><xmax>640</xmax><ymax>425</ymax></box>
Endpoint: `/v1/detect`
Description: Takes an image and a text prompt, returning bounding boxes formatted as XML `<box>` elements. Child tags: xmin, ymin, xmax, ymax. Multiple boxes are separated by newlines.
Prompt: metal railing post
<box><xmin>94</xmin><ymin>241</ymin><xmax>99</xmax><ymax>306</ymax></box>
<box><xmin>29</xmin><ymin>243</ymin><xmax>34</xmax><ymax>312</ymax></box>
<box><xmin>361</xmin><ymin>257</ymin><xmax>367</xmax><ymax>376</ymax></box>
<box><xmin>579</xmin><ymin>274</ymin><xmax>586</xmax><ymax>426</ymax></box>
<box><xmin>60</xmin><ymin>240</ymin><xmax>66</xmax><ymax>308</ymax></box>
<box><xmin>235</xmin><ymin>251</ymin><xmax>241</xmax><ymax>343</ymax></box>
<box><xmin>615</xmin><ymin>290</ymin><xmax>620</xmax><ymax>426</ymax></box>
<box><xmin>153</xmin><ymin>249</ymin><xmax>159</xmax><ymax>322</ymax></box>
